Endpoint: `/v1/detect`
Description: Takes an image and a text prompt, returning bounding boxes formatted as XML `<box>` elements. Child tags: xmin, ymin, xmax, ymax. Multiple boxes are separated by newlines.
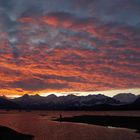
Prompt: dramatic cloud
<box><xmin>0</xmin><ymin>0</ymin><xmax>140</xmax><ymax>96</ymax></box>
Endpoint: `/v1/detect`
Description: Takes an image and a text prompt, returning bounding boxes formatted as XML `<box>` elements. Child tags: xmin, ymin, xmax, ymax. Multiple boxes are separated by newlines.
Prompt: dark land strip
<box><xmin>55</xmin><ymin>115</ymin><xmax>140</xmax><ymax>133</ymax></box>
<box><xmin>0</xmin><ymin>125</ymin><xmax>34</xmax><ymax>140</ymax></box>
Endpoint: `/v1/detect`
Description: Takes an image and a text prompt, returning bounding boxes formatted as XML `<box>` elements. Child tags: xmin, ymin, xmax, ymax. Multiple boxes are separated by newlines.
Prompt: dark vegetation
<box><xmin>55</xmin><ymin>115</ymin><xmax>140</xmax><ymax>133</ymax></box>
<box><xmin>0</xmin><ymin>125</ymin><xmax>34</xmax><ymax>140</ymax></box>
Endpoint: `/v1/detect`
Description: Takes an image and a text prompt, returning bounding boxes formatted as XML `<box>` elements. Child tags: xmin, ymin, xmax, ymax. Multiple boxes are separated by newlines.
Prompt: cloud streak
<box><xmin>0</xmin><ymin>0</ymin><xmax>140</xmax><ymax>96</ymax></box>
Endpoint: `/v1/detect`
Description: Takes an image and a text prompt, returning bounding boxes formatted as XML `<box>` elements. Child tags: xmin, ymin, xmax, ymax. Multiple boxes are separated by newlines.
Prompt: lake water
<box><xmin>0</xmin><ymin>110</ymin><xmax>140</xmax><ymax>140</ymax></box>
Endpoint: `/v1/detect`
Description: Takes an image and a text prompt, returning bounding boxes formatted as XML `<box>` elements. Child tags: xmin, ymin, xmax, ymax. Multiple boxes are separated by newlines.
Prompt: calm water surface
<box><xmin>0</xmin><ymin>110</ymin><xmax>140</xmax><ymax>140</ymax></box>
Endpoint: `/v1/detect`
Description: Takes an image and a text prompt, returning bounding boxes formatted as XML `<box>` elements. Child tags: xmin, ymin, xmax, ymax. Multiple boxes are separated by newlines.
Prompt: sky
<box><xmin>0</xmin><ymin>0</ymin><xmax>140</xmax><ymax>97</ymax></box>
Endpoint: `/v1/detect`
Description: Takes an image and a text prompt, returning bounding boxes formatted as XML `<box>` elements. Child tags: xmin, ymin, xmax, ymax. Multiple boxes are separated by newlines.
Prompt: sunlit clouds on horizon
<box><xmin>2</xmin><ymin>88</ymin><xmax>140</xmax><ymax>99</ymax></box>
<box><xmin>0</xmin><ymin>0</ymin><xmax>140</xmax><ymax>96</ymax></box>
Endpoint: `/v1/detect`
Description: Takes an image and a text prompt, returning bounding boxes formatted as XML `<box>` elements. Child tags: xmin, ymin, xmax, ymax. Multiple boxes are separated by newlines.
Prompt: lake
<box><xmin>0</xmin><ymin>110</ymin><xmax>140</xmax><ymax>140</ymax></box>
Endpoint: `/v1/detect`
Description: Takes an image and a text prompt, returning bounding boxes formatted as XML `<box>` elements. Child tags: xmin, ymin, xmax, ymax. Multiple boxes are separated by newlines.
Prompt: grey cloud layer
<box><xmin>0</xmin><ymin>0</ymin><xmax>140</xmax><ymax>24</ymax></box>
<box><xmin>0</xmin><ymin>0</ymin><xmax>140</xmax><ymax>93</ymax></box>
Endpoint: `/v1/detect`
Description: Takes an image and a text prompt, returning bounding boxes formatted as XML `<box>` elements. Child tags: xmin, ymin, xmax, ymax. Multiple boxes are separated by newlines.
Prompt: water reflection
<box><xmin>0</xmin><ymin>110</ymin><xmax>139</xmax><ymax>140</ymax></box>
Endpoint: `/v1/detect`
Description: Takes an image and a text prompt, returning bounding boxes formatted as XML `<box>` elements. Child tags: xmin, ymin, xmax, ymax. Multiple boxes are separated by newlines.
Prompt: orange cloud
<box><xmin>0</xmin><ymin>14</ymin><xmax>140</xmax><ymax>96</ymax></box>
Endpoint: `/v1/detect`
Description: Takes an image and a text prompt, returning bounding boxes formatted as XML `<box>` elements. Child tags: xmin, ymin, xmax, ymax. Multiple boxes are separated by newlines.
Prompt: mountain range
<box><xmin>0</xmin><ymin>93</ymin><xmax>140</xmax><ymax>110</ymax></box>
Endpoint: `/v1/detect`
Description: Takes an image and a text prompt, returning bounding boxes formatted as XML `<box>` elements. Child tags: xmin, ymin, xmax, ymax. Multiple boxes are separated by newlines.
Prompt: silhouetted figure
<box><xmin>59</xmin><ymin>114</ymin><xmax>62</xmax><ymax>122</ymax></box>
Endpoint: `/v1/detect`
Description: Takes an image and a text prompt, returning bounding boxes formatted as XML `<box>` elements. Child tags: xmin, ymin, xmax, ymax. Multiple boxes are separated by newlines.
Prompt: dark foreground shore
<box><xmin>55</xmin><ymin>115</ymin><xmax>140</xmax><ymax>133</ymax></box>
<box><xmin>0</xmin><ymin>125</ymin><xmax>34</xmax><ymax>140</ymax></box>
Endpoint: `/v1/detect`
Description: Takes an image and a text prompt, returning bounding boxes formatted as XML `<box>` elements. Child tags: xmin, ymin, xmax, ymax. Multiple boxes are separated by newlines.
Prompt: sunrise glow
<box><xmin>0</xmin><ymin>0</ymin><xmax>139</xmax><ymax>98</ymax></box>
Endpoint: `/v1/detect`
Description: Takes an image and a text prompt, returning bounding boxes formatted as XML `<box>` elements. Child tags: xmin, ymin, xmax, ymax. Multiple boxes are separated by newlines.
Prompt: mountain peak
<box><xmin>0</xmin><ymin>95</ymin><xmax>8</xmax><ymax>99</ymax></box>
<box><xmin>67</xmin><ymin>94</ymin><xmax>77</xmax><ymax>97</ymax></box>
<box><xmin>32</xmin><ymin>94</ymin><xmax>40</xmax><ymax>97</ymax></box>
<box><xmin>113</xmin><ymin>93</ymin><xmax>137</xmax><ymax>103</ymax></box>
<box><xmin>22</xmin><ymin>94</ymin><xmax>30</xmax><ymax>98</ymax></box>
<box><xmin>46</xmin><ymin>94</ymin><xmax>57</xmax><ymax>98</ymax></box>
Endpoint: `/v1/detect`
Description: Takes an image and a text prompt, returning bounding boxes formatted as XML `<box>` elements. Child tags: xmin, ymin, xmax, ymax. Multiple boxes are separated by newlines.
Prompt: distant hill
<box><xmin>11</xmin><ymin>94</ymin><xmax>120</xmax><ymax>110</ymax></box>
<box><xmin>133</xmin><ymin>97</ymin><xmax>140</xmax><ymax>106</ymax></box>
<box><xmin>0</xmin><ymin>93</ymin><xmax>139</xmax><ymax>110</ymax></box>
<box><xmin>113</xmin><ymin>93</ymin><xmax>138</xmax><ymax>103</ymax></box>
<box><xmin>0</xmin><ymin>96</ymin><xmax>18</xmax><ymax>109</ymax></box>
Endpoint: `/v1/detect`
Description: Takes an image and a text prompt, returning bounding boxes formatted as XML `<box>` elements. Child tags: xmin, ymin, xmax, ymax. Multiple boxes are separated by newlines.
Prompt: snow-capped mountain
<box><xmin>113</xmin><ymin>93</ymin><xmax>138</xmax><ymax>103</ymax></box>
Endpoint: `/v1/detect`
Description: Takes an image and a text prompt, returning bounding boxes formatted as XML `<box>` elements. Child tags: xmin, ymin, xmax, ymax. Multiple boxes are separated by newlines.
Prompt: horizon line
<box><xmin>1</xmin><ymin>88</ymin><xmax>140</xmax><ymax>99</ymax></box>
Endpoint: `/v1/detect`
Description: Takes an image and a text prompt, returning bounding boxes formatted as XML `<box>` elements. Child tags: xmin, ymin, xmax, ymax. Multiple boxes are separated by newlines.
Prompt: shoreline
<box><xmin>55</xmin><ymin>115</ymin><xmax>140</xmax><ymax>133</ymax></box>
<box><xmin>0</xmin><ymin>125</ymin><xmax>34</xmax><ymax>140</ymax></box>
<box><xmin>0</xmin><ymin>111</ymin><xmax>140</xmax><ymax>140</ymax></box>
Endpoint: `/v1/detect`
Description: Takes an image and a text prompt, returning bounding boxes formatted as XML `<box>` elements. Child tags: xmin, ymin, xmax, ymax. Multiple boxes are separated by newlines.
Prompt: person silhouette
<box><xmin>59</xmin><ymin>114</ymin><xmax>62</xmax><ymax>121</ymax></box>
